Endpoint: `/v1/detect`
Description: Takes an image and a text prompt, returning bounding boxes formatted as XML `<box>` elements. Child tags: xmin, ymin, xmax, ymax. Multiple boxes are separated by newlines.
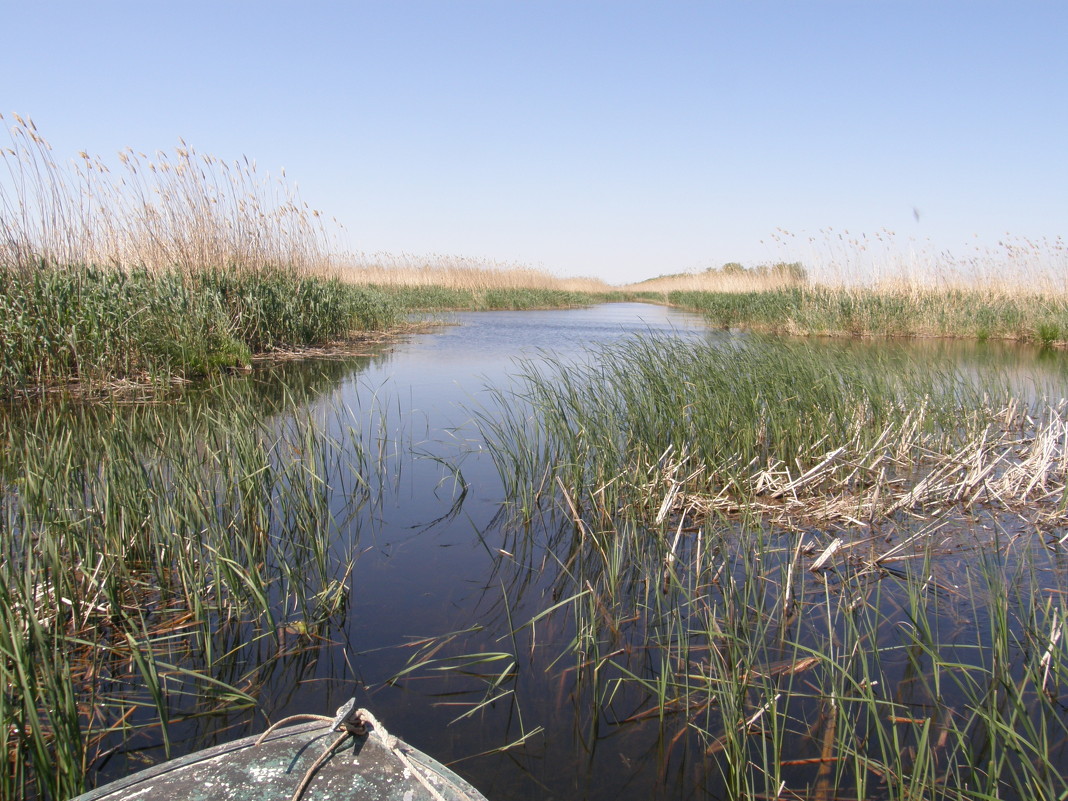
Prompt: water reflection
<box><xmin>806</xmin><ymin>334</ymin><xmax>1068</xmax><ymax>400</ymax></box>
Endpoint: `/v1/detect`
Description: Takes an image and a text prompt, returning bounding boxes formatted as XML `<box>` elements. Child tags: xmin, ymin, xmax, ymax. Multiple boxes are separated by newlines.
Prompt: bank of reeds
<box><xmin>476</xmin><ymin>335</ymin><xmax>1043</xmax><ymax>526</ymax></box>
<box><xmin>365</xmin><ymin>283</ymin><xmax>624</xmax><ymax>312</ymax></box>
<box><xmin>0</xmin><ymin>374</ymin><xmax>390</xmax><ymax>799</ymax></box>
<box><xmin>671</xmin><ymin>285</ymin><xmax>1068</xmax><ymax>346</ymax></box>
<box><xmin>333</xmin><ymin>253</ymin><xmax>612</xmax><ymax>294</ymax></box>
<box><xmin>0</xmin><ymin>115</ymin><xmax>407</xmax><ymax>396</ymax></box>
<box><xmin>626</xmin><ymin>263</ymin><xmax>805</xmax><ymax>296</ymax></box>
<box><xmin>455</xmin><ymin>334</ymin><xmax>1068</xmax><ymax>799</ymax></box>
<box><xmin>331</xmin><ymin>254</ymin><xmax>637</xmax><ymax>310</ymax></box>
<box><xmin>1</xmin><ymin>113</ymin><xmax>333</xmax><ymax>274</ymax></box>
<box><xmin>0</xmin><ymin>264</ymin><xmax>399</xmax><ymax>396</ymax></box>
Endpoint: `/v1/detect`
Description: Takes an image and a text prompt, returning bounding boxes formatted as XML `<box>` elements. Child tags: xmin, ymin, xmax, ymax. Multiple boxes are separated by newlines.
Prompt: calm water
<box><xmin>328</xmin><ymin>303</ymin><xmax>720</xmax><ymax>798</ymax></box>
<box><xmin>11</xmin><ymin>303</ymin><xmax>1068</xmax><ymax>799</ymax></box>
<box><xmin>79</xmin><ymin>302</ymin><xmax>721</xmax><ymax>797</ymax></box>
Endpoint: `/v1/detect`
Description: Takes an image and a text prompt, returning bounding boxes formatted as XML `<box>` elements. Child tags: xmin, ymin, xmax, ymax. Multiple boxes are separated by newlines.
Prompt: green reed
<box><xmin>0</xmin><ymin>374</ymin><xmax>390</xmax><ymax>799</ymax></box>
<box><xmin>462</xmin><ymin>334</ymin><xmax>1068</xmax><ymax>799</ymax></box>
<box><xmin>671</xmin><ymin>285</ymin><xmax>1068</xmax><ymax>346</ymax></box>
<box><xmin>367</xmin><ymin>284</ymin><xmax>626</xmax><ymax>312</ymax></box>
<box><xmin>0</xmin><ymin>115</ymin><xmax>405</xmax><ymax>396</ymax></box>
<box><xmin>0</xmin><ymin>264</ymin><xmax>400</xmax><ymax>396</ymax></box>
<box><xmin>476</xmin><ymin>509</ymin><xmax>1068</xmax><ymax>798</ymax></box>
<box><xmin>476</xmin><ymin>335</ymin><xmax>997</xmax><ymax>524</ymax></box>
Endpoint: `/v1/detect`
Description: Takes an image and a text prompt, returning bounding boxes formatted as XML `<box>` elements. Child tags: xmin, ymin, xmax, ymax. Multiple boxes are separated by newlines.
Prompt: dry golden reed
<box><xmin>624</xmin><ymin>269</ymin><xmax>800</xmax><ymax>294</ymax></box>
<box><xmin>0</xmin><ymin>113</ymin><xmax>332</xmax><ymax>274</ymax></box>
<box><xmin>627</xmin><ymin>228</ymin><xmax>1068</xmax><ymax>299</ymax></box>
<box><xmin>765</xmin><ymin>226</ymin><xmax>1068</xmax><ymax>295</ymax></box>
<box><xmin>0</xmin><ymin>114</ymin><xmax>612</xmax><ymax>291</ymax></box>
<box><xmin>329</xmin><ymin>252</ymin><xmax>612</xmax><ymax>293</ymax></box>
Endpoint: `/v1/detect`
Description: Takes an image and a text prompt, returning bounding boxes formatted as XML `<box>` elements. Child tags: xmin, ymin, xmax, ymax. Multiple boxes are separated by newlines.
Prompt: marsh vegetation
<box><xmin>671</xmin><ymin>285</ymin><xmax>1068</xmax><ymax>347</ymax></box>
<box><xmin>0</xmin><ymin>116</ymin><xmax>619</xmax><ymax>398</ymax></box>
<box><xmin>4</xmin><ymin>115</ymin><xmax>1068</xmax><ymax>800</ymax></box>
<box><xmin>4</xmin><ymin>304</ymin><xmax>1068</xmax><ymax>801</ymax></box>
<box><xmin>654</xmin><ymin>231</ymin><xmax>1068</xmax><ymax>347</ymax></box>
<box><xmin>458</xmin><ymin>335</ymin><xmax>1068</xmax><ymax>799</ymax></box>
<box><xmin>0</xmin><ymin>360</ymin><xmax>407</xmax><ymax>799</ymax></box>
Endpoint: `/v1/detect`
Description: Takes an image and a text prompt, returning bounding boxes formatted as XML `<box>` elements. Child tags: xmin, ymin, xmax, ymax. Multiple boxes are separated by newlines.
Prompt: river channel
<box><xmin>281</xmin><ymin>302</ymin><xmax>723</xmax><ymax>799</ymax></box>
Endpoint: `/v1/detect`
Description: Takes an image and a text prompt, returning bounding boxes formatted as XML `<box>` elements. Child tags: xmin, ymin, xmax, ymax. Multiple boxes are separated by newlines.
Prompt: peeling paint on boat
<box><xmin>71</xmin><ymin>720</ymin><xmax>488</xmax><ymax>801</ymax></box>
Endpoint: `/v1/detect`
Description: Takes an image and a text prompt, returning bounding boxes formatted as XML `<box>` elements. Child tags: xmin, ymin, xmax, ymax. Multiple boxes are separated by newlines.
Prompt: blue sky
<box><xmin>4</xmin><ymin>1</ymin><xmax>1065</xmax><ymax>284</ymax></box>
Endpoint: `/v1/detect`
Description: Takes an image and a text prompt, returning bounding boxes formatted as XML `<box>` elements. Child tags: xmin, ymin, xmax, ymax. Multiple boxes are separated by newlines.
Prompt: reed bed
<box><xmin>330</xmin><ymin>254</ymin><xmax>634</xmax><ymax>311</ymax></box>
<box><xmin>0</xmin><ymin>114</ymin><xmax>332</xmax><ymax>274</ymax></box>
<box><xmin>658</xmin><ymin>231</ymin><xmax>1068</xmax><ymax>346</ymax></box>
<box><xmin>0</xmin><ymin>115</ymin><xmax>404</xmax><ymax>395</ymax></box>
<box><xmin>0</xmin><ymin>264</ymin><xmax>399</xmax><ymax>396</ymax></box>
<box><xmin>445</xmin><ymin>334</ymin><xmax>1068</xmax><ymax>799</ymax></box>
<box><xmin>0</xmin><ymin>114</ymin><xmax>622</xmax><ymax>395</ymax></box>
<box><xmin>766</xmin><ymin>227</ymin><xmax>1068</xmax><ymax>294</ymax></box>
<box><xmin>626</xmin><ymin>264</ymin><xmax>805</xmax><ymax>296</ymax></box>
<box><xmin>0</xmin><ymin>374</ymin><xmax>391</xmax><ymax>799</ymax></box>
<box><xmin>475</xmin><ymin>336</ymin><xmax>1044</xmax><ymax>526</ymax></box>
<box><xmin>333</xmin><ymin>253</ymin><xmax>612</xmax><ymax>294</ymax></box>
<box><xmin>671</xmin><ymin>285</ymin><xmax>1068</xmax><ymax>347</ymax></box>
<box><xmin>363</xmin><ymin>283</ymin><xmax>622</xmax><ymax>312</ymax></box>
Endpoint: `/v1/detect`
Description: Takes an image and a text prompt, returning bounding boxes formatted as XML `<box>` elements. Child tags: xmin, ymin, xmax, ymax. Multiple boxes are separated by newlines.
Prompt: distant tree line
<box><xmin>706</xmin><ymin>261</ymin><xmax>808</xmax><ymax>283</ymax></box>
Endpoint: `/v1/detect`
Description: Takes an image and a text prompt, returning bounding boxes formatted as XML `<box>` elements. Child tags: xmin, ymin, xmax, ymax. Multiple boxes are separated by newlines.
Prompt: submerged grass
<box><xmin>0</xmin><ymin>373</ymin><xmax>394</xmax><ymax>799</ymax></box>
<box><xmin>456</xmin><ymin>334</ymin><xmax>1068</xmax><ymax>799</ymax></box>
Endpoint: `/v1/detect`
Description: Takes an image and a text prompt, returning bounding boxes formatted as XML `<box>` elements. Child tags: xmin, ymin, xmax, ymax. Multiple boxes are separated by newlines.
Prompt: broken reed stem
<box><xmin>662</xmin><ymin>403</ymin><xmax>1068</xmax><ymax>534</ymax></box>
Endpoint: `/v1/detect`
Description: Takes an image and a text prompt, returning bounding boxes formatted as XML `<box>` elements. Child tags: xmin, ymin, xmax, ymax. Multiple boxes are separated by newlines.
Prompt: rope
<box><xmin>355</xmin><ymin>708</ymin><xmax>450</xmax><ymax>801</ymax></box>
<box><xmin>287</xmin><ymin>730</ymin><xmax>352</xmax><ymax>801</ymax></box>
<box><xmin>254</xmin><ymin>700</ymin><xmax>463</xmax><ymax>801</ymax></box>
<box><xmin>254</xmin><ymin>714</ymin><xmax>332</xmax><ymax>746</ymax></box>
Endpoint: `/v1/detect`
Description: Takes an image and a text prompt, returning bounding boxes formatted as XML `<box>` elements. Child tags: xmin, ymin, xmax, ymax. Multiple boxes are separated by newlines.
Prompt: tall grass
<box><xmin>763</xmin><ymin>227</ymin><xmax>1068</xmax><ymax>293</ymax></box>
<box><xmin>653</xmin><ymin>229</ymin><xmax>1068</xmax><ymax>346</ymax></box>
<box><xmin>0</xmin><ymin>264</ymin><xmax>399</xmax><ymax>395</ymax></box>
<box><xmin>475</xmin><ymin>335</ymin><xmax>1035</xmax><ymax>526</ymax></box>
<box><xmin>329</xmin><ymin>253</ymin><xmax>641</xmax><ymax>311</ymax></box>
<box><xmin>365</xmin><ymin>283</ymin><xmax>619</xmax><ymax>312</ymax></box>
<box><xmin>625</xmin><ymin>264</ymin><xmax>805</xmax><ymax>295</ymax></box>
<box><xmin>0</xmin><ymin>114</ymin><xmax>331</xmax><ymax>274</ymax></box>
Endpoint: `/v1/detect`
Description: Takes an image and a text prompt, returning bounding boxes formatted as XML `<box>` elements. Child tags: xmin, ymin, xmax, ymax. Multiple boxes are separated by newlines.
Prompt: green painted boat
<box><xmin>71</xmin><ymin>702</ymin><xmax>488</xmax><ymax>801</ymax></box>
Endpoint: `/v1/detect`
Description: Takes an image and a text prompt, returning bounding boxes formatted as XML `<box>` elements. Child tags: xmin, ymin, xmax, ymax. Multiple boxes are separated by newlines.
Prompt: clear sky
<box><xmin>4</xmin><ymin>1</ymin><xmax>1066</xmax><ymax>284</ymax></box>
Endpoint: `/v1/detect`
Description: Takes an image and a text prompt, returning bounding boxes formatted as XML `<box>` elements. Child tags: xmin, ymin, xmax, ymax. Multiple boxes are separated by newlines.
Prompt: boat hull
<box><xmin>71</xmin><ymin>719</ymin><xmax>488</xmax><ymax>801</ymax></box>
